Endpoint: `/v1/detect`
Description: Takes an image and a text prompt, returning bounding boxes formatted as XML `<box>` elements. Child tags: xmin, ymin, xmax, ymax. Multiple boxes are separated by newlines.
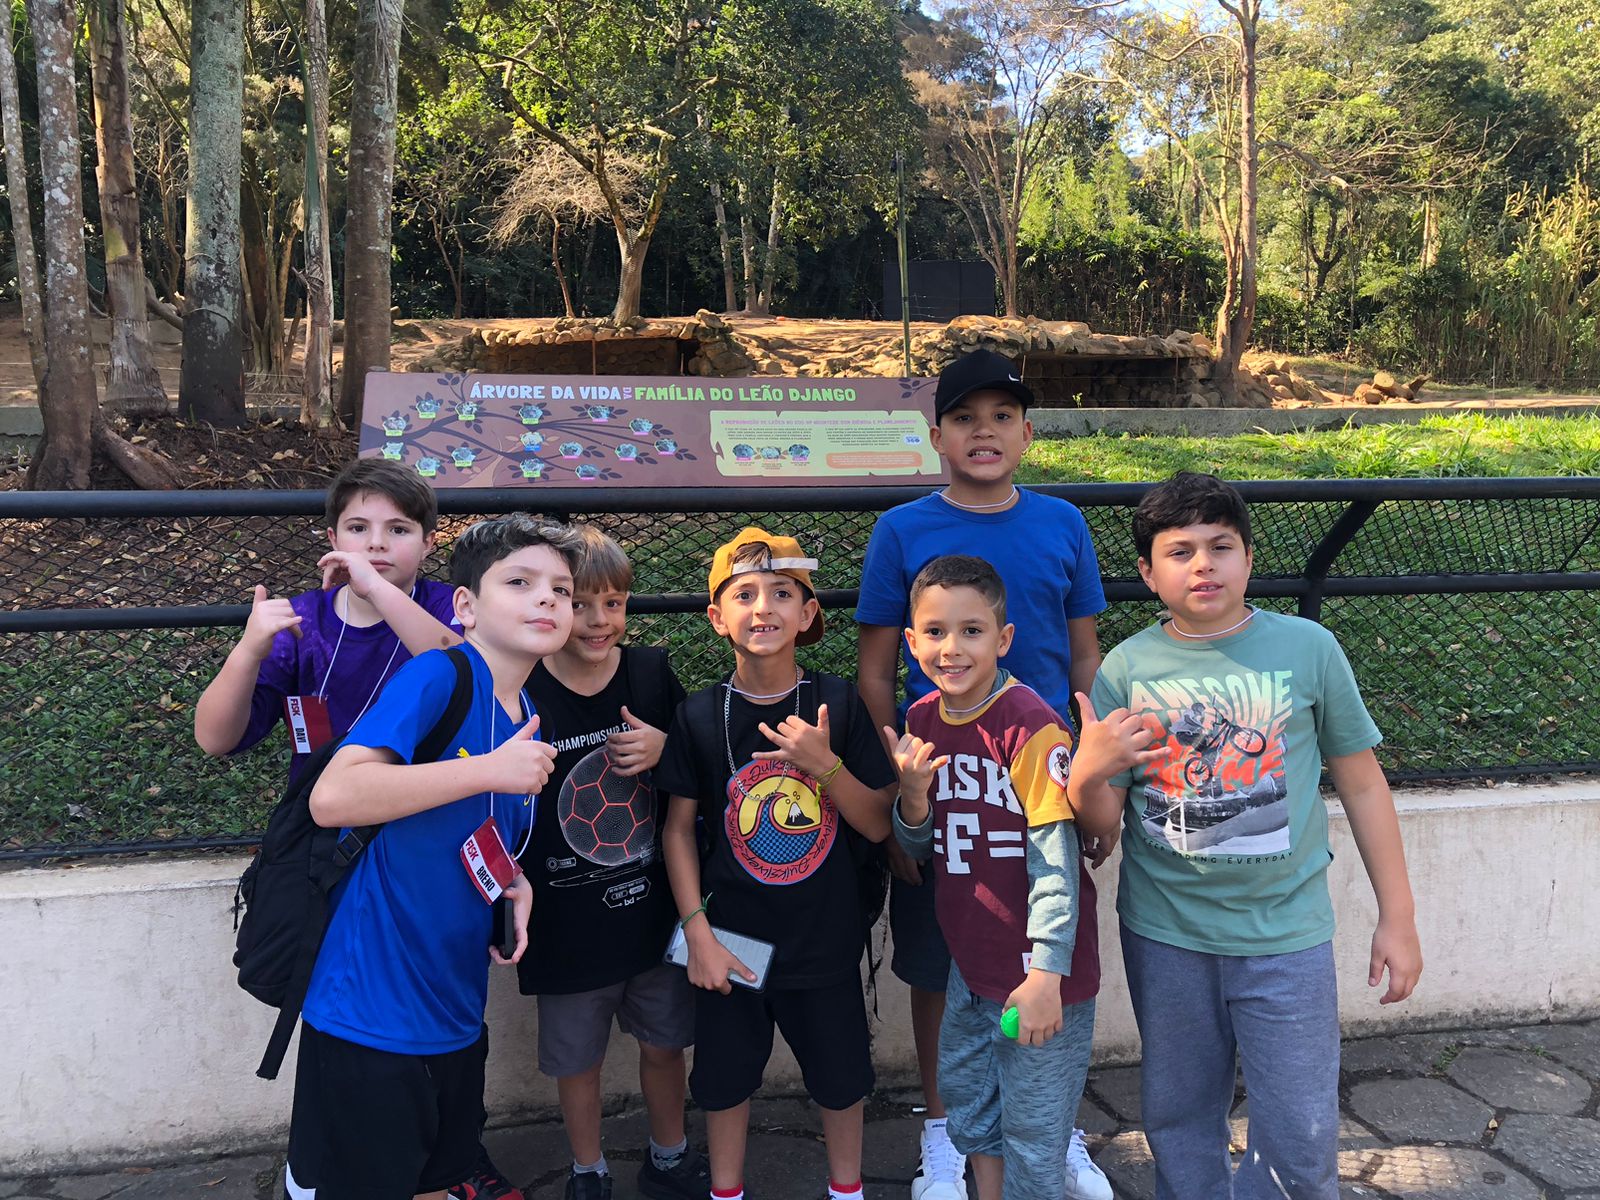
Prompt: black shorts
<box><xmin>289</xmin><ymin>1022</ymin><xmax>487</xmax><ymax>1200</ymax></box>
<box><xmin>689</xmin><ymin>977</ymin><xmax>874</xmax><ymax>1112</ymax></box>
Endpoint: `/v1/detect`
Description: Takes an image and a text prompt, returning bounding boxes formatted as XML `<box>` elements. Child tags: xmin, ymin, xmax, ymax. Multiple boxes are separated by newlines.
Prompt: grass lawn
<box><xmin>1020</xmin><ymin>413</ymin><xmax>1600</xmax><ymax>482</ymax></box>
<box><xmin>5</xmin><ymin>413</ymin><xmax>1598</xmax><ymax>853</ymax></box>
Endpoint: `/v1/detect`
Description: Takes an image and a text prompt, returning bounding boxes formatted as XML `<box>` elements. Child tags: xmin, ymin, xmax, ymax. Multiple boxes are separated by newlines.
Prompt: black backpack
<box><xmin>232</xmin><ymin>647</ymin><xmax>475</xmax><ymax>1080</ymax></box>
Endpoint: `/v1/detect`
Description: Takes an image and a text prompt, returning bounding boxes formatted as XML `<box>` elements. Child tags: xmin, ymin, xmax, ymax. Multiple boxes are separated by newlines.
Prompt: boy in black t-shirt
<box><xmin>657</xmin><ymin>528</ymin><xmax>896</xmax><ymax>1200</ymax></box>
<box><xmin>519</xmin><ymin>526</ymin><xmax>709</xmax><ymax>1200</ymax></box>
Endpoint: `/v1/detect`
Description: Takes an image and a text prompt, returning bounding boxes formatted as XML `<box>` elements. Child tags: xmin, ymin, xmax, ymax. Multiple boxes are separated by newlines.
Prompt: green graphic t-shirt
<box><xmin>1091</xmin><ymin>610</ymin><xmax>1380</xmax><ymax>956</ymax></box>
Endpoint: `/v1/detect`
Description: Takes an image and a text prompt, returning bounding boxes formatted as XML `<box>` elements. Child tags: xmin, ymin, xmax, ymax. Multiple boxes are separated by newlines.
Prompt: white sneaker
<box><xmin>910</xmin><ymin>1120</ymin><xmax>967</xmax><ymax>1200</ymax></box>
<box><xmin>1063</xmin><ymin>1128</ymin><xmax>1111</xmax><ymax>1200</ymax></box>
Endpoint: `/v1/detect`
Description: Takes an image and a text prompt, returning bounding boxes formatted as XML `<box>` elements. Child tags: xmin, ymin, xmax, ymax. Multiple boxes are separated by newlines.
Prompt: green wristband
<box><xmin>679</xmin><ymin>894</ymin><xmax>712</xmax><ymax>930</ymax></box>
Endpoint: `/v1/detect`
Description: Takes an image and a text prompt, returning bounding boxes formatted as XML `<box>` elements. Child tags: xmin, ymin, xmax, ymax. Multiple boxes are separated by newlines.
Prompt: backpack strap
<box><xmin>621</xmin><ymin>645</ymin><xmax>676</xmax><ymax>731</ymax></box>
<box><xmin>255</xmin><ymin>646</ymin><xmax>476</xmax><ymax>1081</ymax></box>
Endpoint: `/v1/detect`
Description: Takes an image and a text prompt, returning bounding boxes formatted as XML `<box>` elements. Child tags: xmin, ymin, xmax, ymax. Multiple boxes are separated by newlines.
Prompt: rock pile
<box><xmin>1351</xmin><ymin>371</ymin><xmax>1431</xmax><ymax>404</ymax></box>
<box><xmin>1243</xmin><ymin>358</ymin><xmax>1339</xmax><ymax>406</ymax></box>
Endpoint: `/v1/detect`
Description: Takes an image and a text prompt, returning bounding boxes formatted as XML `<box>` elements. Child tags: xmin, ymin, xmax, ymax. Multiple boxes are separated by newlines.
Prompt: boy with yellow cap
<box><xmin>657</xmin><ymin>528</ymin><xmax>897</xmax><ymax>1200</ymax></box>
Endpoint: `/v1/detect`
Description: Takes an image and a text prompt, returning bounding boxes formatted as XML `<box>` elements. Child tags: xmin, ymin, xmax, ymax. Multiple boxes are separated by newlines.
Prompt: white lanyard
<box><xmin>316</xmin><ymin>584</ymin><xmax>414</xmax><ymax>722</ymax></box>
<box><xmin>489</xmin><ymin>688</ymin><xmax>537</xmax><ymax>860</ymax></box>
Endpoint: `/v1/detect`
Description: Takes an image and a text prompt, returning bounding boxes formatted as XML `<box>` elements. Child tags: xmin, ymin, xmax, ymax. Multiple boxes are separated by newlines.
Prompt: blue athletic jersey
<box><xmin>301</xmin><ymin>642</ymin><xmax>536</xmax><ymax>1054</ymax></box>
<box><xmin>856</xmin><ymin>489</ymin><xmax>1107</xmax><ymax>721</ymax></box>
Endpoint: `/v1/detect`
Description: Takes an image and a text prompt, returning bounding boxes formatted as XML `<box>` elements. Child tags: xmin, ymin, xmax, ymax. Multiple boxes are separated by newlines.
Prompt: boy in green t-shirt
<box><xmin>1070</xmin><ymin>472</ymin><xmax>1423</xmax><ymax>1199</ymax></box>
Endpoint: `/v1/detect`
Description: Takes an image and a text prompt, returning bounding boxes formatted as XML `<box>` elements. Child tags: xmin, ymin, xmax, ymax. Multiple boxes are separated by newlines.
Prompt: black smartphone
<box><xmin>491</xmin><ymin>895</ymin><xmax>518</xmax><ymax>959</ymax></box>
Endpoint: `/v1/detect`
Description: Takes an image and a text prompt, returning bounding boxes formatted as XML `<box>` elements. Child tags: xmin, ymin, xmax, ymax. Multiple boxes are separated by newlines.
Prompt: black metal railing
<box><xmin>4</xmin><ymin>478</ymin><xmax>1598</xmax><ymax>860</ymax></box>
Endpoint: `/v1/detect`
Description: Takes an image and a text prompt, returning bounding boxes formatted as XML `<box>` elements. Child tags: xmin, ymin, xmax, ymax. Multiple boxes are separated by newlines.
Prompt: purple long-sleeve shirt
<box><xmin>231</xmin><ymin>579</ymin><xmax>460</xmax><ymax>783</ymax></box>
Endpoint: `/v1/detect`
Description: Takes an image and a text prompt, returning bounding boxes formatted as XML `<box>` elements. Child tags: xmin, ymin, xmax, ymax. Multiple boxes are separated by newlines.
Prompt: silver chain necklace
<box><xmin>938</xmin><ymin>486</ymin><xmax>1018</xmax><ymax>512</ymax></box>
<box><xmin>723</xmin><ymin>670</ymin><xmax>804</xmax><ymax>783</ymax></box>
<box><xmin>1166</xmin><ymin>605</ymin><xmax>1258</xmax><ymax>640</ymax></box>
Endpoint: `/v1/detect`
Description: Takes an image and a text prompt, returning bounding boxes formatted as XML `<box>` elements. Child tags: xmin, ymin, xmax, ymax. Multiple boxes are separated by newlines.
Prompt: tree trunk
<box><xmin>239</xmin><ymin>165</ymin><xmax>282</xmax><ymax>372</ymax></box>
<box><xmin>612</xmin><ymin>230</ymin><xmax>650</xmax><ymax>323</ymax></box>
<box><xmin>337</xmin><ymin>0</ymin><xmax>405</xmax><ymax>424</ymax></box>
<box><xmin>738</xmin><ymin>179</ymin><xmax>757</xmax><ymax>312</ymax></box>
<box><xmin>754</xmin><ymin>171</ymin><xmax>782</xmax><ymax>315</ymax></box>
<box><xmin>551</xmin><ymin>216</ymin><xmax>575</xmax><ymax>318</ymax></box>
<box><xmin>1212</xmin><ymin>0</ymin><xmax>1260</xmax><ymax>397</ymax></box>
<box><xmin>711</xmin><ymin>180</ymin><xmax>736</xmax><ymax>313</ymax></box>
<box><xmin>1420</xmin><ymin>195</ymin><xmax>1440</xmax><ymax>269</ymax></box>
<box><xmin>300</xmin><ymin>0</ymin><xmax>335</xmax><ymax>431</ymax></box>
<box><xmin>89</xmin><ymin>0</ymin><xmax>166</xmax><ymax>417</ymax></box>
<box><xmin>24</xmin><ymin>0</ymin><xmax>97</xmax><ymax>488</ymax></box>
<box><xmin>0</xmin><ymin>11</ymin><xmax>45</xmax><ymax>390</ymax></box>
<box><xmin>180</xmin><ymin>0</ymin><xmax>245</xmax><ymax>426</ymax></box>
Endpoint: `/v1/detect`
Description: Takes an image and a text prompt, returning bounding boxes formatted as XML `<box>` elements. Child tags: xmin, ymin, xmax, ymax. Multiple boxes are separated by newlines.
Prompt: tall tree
<box><xmin>24</xmin><ymin>0</ymin><xmax>98</xmax><ymax>486</ymax></box>
<box><xmin>911</xmin><ymin>0</ymin><xmax>1101</xmax><ymax>317</ymax></box>
<box><xmin>705</xmin><ymin>0</ymin><xmax>912</xmax><ymax>314</ymax></box>
<box><xmin>0</xmin><ymin>8</ymin><xmax>44</xmax><ymax>389</ymax></box>
<box><xmin>300</xmin><ymin>0</ymin><xmax>335</xmax><ymax>429</ymax></box>
<box><xmin>180</xmin><ymin>0</ymin><xmax>245</xmax><ymax>425</ymax></box>
<box><xmin>337</xmin><ymin>0</ymin><xmax>405</xmax><ymax>423</ymax></box>
<box><xmin>1100</xmin><ymin>3</ymin><xmax>1260</xmax><ymax>393</ymax></box>
<box><xmin>489</xmin><ymin>138</ymin><xmax>645</xmax><ymax>317</ymax></box>
<box><xmin>470</xmin><ymin>0</ymin><xmax>724</xmax><ymax>322</ymax></box>
<box><xmin>90</xmin><ymin>0</ymin><xmax>167</xmax><ymax>417</ymax></box>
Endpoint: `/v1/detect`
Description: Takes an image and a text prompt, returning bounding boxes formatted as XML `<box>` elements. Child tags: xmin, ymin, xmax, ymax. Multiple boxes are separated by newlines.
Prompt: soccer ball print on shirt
<box><xmin>1130</xmin><ymin>670</ymin><xmax>1292</xmax><ymax>857</ymax></box>
<box><xmin>558</xmin><ymin>746</ymin><xmax>657</xmax><ymax>867</ymax></box>
<box><xmin>724</xmin><ymin>759</ymin><xmax>836</xmax><ymax>885</ymax></box>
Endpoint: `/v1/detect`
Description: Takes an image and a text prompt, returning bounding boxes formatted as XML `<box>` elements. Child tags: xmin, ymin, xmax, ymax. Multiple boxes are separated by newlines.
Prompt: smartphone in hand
<box><xmin>491</xmin><ymin>895</ymin><xmax>518</xmax><ymax>960</ymax></box>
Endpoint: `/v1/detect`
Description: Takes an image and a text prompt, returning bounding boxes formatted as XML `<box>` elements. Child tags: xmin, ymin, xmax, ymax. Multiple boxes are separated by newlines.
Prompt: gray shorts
<box><xmin>536</xmin><ymin>963</ymin><xmax>696</xmax><ymax>1078</ymax></box>
<box><xmin>889</xmin><ymin>860</ymin><xmax>952</xmax><ymax>992</ymax></box>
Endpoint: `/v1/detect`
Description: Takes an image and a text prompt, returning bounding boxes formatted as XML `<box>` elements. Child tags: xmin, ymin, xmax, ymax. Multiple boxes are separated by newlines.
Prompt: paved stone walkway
<box><xmin>6</xmin><ymin>1020</ymin><xmax>1598</xmax><ymax>1200</ymax></box>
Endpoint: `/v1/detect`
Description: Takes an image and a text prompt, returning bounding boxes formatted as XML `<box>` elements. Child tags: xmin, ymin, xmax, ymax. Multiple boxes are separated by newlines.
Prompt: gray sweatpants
<box><xmin>939</xmin><ymin>962</ymin><xmax>1096</xmax><ymax>1200</ymax></box>
<box><xmin>1121</xmin><ymin>927</ymin><xmax>1340</xmax><ymax>1200</ymax></box>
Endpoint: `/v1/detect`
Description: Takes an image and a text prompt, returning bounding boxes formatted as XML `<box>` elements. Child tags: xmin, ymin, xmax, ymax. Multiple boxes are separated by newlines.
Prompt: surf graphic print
<box><xmin>725</xmin><ymin>759</ymin><xmax>837</xmax><ymax>884</ymax></box>
<box><xmin>1129</xmin><ymin>669</ymin><xmax>1293</xmax><ymax>856</ymax></box>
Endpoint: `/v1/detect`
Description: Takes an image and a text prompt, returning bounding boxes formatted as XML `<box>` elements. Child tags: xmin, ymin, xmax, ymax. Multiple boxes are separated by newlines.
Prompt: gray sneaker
<box><xmin>637</xmin><ymin>1147</ymin><xmax>711</xmax><ymax>1200</ymax></box>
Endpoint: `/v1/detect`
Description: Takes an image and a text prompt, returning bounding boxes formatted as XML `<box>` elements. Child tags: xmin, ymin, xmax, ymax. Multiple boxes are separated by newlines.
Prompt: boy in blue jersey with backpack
<box><xmin>289</xmin><ymin>514</ymin><xmax>582</xmax><ymax>1200</ymax></box>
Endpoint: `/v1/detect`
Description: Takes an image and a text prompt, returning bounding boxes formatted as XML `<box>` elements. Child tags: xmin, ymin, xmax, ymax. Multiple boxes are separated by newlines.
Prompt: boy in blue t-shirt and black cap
<box><xmin>857</xmin><ymin>349</ymin><xmax>1112</xmax><ymax>1200</ymax></box>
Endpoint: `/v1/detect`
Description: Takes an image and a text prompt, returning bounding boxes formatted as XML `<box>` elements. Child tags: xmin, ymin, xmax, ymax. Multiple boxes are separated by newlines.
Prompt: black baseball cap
<box><xmin>933</xmin><ymin>349</ymin><xmax>1034</xmax><ymax>419</ymax></box>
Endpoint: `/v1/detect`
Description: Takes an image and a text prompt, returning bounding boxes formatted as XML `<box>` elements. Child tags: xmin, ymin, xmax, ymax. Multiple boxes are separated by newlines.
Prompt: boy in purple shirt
<box><xmin>195</xmin><ymin>458</ymin><xmax>460</xmax><ymax>781</ymax></box>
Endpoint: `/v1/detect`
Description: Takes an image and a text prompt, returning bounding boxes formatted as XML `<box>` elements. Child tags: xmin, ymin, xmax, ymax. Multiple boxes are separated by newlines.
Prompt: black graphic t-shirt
<box><xmin>517</xmin><ymin>647</ymin><xmax>686</xmax><ymax>995</ymax></box>
<box><xmin>655</xmin><ymin>670</ymin><xmax>895</xmax><ymax>989</ymax></box>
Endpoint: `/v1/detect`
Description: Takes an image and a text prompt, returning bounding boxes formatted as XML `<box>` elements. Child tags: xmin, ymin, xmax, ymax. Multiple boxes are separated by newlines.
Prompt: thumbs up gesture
<box><xmin>607</xmin><ymin>704</ymin><xmax>667</xmax><ymax>777</ymax></box>
<box><xmin>1073</xmin><ymin>692</ymin><xmax>1168</xmax><ymax>783</ymax></box>
<box><xmin>241</xmin><ymin>584</ymin><xmax>303</xmax><ymax>659</ymax></box>
<box><xmin>485</xmin><ymin>714</ymin><xmax>557</xmax><ymax>794</ymax></box>
<box><xmin>755</xmin><ymin>701</ymin><xmax>835</xmax><ymax>779</ymax></box>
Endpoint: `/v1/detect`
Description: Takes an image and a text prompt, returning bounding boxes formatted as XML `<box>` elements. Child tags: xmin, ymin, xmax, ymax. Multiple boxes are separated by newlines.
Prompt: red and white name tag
<box><xmin>283</xmin><ymin>694</ymin><xmax>334</xmax><ymax>754</ymax></box>
<box><xmin>461</xmin><ymin>816</ymin><xmax>521</xmax><ymax>904</ymax></box>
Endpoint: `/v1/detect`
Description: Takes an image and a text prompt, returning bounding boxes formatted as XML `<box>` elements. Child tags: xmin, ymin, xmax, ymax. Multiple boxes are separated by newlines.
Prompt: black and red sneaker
<box><xmin>448</xmin><ymin>1147</ymin><xmax>525</xmax><ymax>1200</ymax></box>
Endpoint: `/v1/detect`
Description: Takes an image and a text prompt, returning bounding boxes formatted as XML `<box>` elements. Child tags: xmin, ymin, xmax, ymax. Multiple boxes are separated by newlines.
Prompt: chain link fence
<box><xmin>3</xmin><ymin>480</ymin><xmax>1599</xmax><ymax>859</ymax></box>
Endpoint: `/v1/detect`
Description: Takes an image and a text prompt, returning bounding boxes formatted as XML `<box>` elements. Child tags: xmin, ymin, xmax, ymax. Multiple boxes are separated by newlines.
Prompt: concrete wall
<box><xmin>2</xmin><ymin>779</ymin><xmax>1597</xmax><ymax>1173</ymax></box>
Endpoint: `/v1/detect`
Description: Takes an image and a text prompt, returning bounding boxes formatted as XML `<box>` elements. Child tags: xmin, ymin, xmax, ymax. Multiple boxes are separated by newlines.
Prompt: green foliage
<box><xmin>1016</xmin><ymin>222</ymin><xmax>1222</xmax><ymax>335</ymax></box>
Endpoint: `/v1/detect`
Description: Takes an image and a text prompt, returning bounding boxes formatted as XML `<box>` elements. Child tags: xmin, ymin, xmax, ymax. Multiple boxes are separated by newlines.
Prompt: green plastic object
<box><xmin>1000</xmin><ymin>1006</ymin><xmax>1020</xmax><ymax>1039</ymax></box>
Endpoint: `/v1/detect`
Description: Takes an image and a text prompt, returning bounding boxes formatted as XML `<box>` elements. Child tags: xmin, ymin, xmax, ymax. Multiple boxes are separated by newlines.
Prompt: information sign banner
<box><xmin>356</xmin><ymin>373</ymin><xmax>945</xmax><ymax>487</ymax></box>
